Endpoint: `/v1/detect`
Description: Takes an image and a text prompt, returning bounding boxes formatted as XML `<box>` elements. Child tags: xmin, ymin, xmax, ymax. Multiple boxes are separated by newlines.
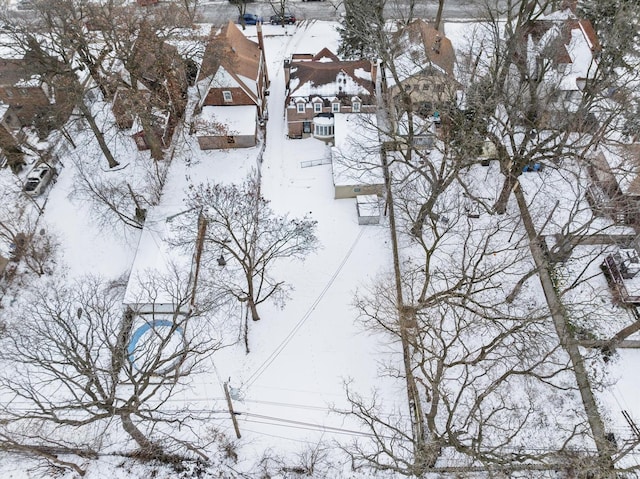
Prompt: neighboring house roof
<box><xmin>198</xmin><ymin>21</ymin><xmax>261</xmax><ymax>84</ymax></box>
<box><xmin>522</xmin><ymin>10</ymin><xmax>600</xmax><ymax>91</ymax></box>
<box><xmin>0</xmin><ymin>59</ymin><xmax>37</xmax><ymax>88</ymax></box>
<box><xmin>287</xmin><ymin>49</ymin><xmax>375</xmax><ymax>99</ymax></box>
<box><xmin>386</xmin><ymin>19</ymin><xmax>456</xmax><ymax>88</ymax></box>
<box><xmin>198</xmin><ymin>105</ymin><xmax>257</xmax><ymax>137</ymax></box>
<box><xmin>600</xmin><ymin>143</ymin><xmax>640</xmax><ymax>196</ymax></box>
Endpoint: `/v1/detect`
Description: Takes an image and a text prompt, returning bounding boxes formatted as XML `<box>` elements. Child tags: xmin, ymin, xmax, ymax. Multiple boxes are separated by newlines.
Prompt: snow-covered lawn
<box><xmin>1</xmin><ymin>17</ymin><xmax>640</xmax><ymax>478</ymax></box>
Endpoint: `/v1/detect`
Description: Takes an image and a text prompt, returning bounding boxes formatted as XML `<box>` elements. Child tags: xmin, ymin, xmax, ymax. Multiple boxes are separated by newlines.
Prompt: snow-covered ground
<box><xmin>2</xmin><ymin>17</ymin><xmax>640</xmax><ymax>478</ymax></box>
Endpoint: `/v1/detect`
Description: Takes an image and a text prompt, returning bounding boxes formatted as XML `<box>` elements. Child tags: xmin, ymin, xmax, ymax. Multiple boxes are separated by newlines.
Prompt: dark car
<box><xmin>270</xmin><ymin>13</ymin><xmax>296</xmax><ymax>25</ymax></box>
<box><xmin>238</xmin><ymin>13</ymin><xmax>263</xmax><ymax>25</ymax></box>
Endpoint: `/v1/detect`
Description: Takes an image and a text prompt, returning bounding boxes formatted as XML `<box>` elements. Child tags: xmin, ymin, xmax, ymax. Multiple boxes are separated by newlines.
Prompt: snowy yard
<box><xmin>1</xmin><ymin>15</ymin><xmax>640</xmax><ymax>479</ymax></box>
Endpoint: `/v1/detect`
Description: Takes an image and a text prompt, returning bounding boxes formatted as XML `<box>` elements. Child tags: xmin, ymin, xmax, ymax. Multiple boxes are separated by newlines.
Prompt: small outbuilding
<box><xmin>356</xmin><ymin>195</ymin><xmax>381</xmax><ymax>225</ymax></box>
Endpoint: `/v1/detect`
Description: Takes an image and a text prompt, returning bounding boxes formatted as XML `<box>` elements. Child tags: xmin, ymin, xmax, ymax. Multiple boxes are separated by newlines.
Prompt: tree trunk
<box><xmin>138</xmin><ymin>110</ymin><xmax>165</xmax><ymax>161</ymax></box>
<box><xmin>248</xmin><ymin>296</ymin><xmax>260</xmax><ymax>321</ymax></box>
<box><xmin>493</xmin><ymin>174</ymin><xmax>515</xmax><ymax>215</ymax></box>
<box><xmin>434</xmin><ymin>0</ymin><xmax>445</xmax><ymax>31</ymax></box>
<box><xmin>120</xmin><ymin>412</ymin><xmax>162</xmax><ymax>457</ymax></box>
<box><xmin>77</xmin><ymin>101</ymin><xmax>119</xmax><ymax>169</ymax></box>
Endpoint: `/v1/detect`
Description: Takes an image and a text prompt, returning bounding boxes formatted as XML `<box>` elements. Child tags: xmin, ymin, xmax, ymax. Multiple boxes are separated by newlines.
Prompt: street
<box><xmin>196</xmin><ymin>0</ymin><xmax>506</xmax><ymax>24</ymax></box>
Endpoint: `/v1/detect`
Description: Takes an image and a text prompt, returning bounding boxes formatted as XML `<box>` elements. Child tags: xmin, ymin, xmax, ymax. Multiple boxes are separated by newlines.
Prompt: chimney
<box><xmin>256</xmin><ymin>22</ymin><xmax>270</xmax><ymax>88</ymax></box>
<box><xmin>256</xmin><ymin>22</ymin><xmax>265</xmax><ymax>52</ymax></box>
<box><xmin>284</xmin><ymin>58</ymin><xmax>291</xmax><ymax>88</ymax></box>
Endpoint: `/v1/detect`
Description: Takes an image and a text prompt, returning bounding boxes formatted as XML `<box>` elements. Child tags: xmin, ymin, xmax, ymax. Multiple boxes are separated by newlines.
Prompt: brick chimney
<box><xmin>256</xmin><ymin>22</ymin><xmax>265</xmax><ymax>52</ymax></box>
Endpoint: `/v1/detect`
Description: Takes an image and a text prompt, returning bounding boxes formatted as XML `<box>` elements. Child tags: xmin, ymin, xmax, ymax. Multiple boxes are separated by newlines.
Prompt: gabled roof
<box><xmin>198</xmin><ymin>21</ymin><xmax>262</xmax><ymax>84</ymax></box>
<box><xmin>287</xmin><ymin>49</ymin><xmax>375</xmax><ymax>99</ymax></box>
<box><xmin>406</xmin><ymin>20</ymin><xmax>455</xmax><ymax>76</ymax></box>
<box><xmin>394</xmin><ymin>20</ymin><xmax>456</xmax><ymax>78</ymax></box>
<box><xmin>312</xmin><ymin>48</ymin><xmax>339</xmax><ymax>62</ymax></box>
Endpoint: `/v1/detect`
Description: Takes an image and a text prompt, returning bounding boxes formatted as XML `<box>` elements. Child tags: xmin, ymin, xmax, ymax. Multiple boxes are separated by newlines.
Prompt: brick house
<box><xmin>284</xmin><ymin>48</ymin><xmax>376</xmax><ymax>140</ymax></box>
<box><xmin>111</xmin><ymin>25</ymin><xmax>188</xmax><ymax>153</ymax></box>
<box><xmin>0</xmin><ymin>57</ymin><xmax>71</xmax><ymax>171</ymax></box>
<box><xmin>194</xmin><ymin>21</ymin><xmax>269</xmax><ymax>149</ymax></box>
<box><xmin>384</xmin><ymin>20</ymin><xmax>459</xmax><ymax>120</ymax></box>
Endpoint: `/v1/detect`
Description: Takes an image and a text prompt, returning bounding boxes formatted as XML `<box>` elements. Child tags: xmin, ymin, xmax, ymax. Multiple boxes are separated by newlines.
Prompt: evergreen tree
<box><xmin>337</xmin><ymin>0</ymin><xmax>385</xmax><ymax>60</ymax></box>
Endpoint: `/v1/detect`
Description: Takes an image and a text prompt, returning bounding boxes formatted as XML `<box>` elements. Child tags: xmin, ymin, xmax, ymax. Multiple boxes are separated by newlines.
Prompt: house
<box><xmin>586</xmin><ymin>144</ymin><xmax>640</xmax><ymax>225</ymax></box>
<box><xmin>516</xmin><ymin>4</ymin><xmax>600</xmax><ymax>122</ymax></box>
<box><xmin>0</xmin><ymin>56</ymin><xmax>72</xmax><ymax>171</ymax></box>
<box><xmin>284</xmin><ymin>48</ymin><xmax>376</xmax><ymax>140</ymax></box>
<box><xmin>123</xmin><ymin>207</ymin><xmax>204</xmax><ymax>315</ymax></box>
<box><xmin>111</xmin><ymin>25</ymin><xmax>188</xmax><ymax>153</ymax></box>
<box><xmin>194</xmin><ymin>21</ymin><xmax>269</xmax><ymax>149</ymax></box>
<box><xmin>384</xmin><ymin>19</ymin><xmax>459</xmax><ymax>119</ymax></box>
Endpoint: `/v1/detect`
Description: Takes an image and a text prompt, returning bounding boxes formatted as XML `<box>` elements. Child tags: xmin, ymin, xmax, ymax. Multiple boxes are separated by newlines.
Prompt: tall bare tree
<box><xmin>177</xmin><ymin>175</ymin><xmax>319</xmax><ymax>323</ymax></box>
<box><xmin>0</xmin><ymin>273</ymin><xmax>221</xmax><ymax>461</ymax></box>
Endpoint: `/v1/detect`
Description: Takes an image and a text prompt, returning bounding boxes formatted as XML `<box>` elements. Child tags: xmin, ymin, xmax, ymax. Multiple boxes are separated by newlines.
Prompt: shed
<box><xmin>356</xmin><ymin>195</ymin><xmax>381</xmax><ymax>225</ymax></box>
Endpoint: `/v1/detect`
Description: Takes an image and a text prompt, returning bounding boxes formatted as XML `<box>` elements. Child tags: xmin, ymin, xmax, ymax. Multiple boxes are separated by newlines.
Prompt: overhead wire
<box><xmin>243</xmin><ymin>228</ymin><xmax>367</xmax><ymax>388</ymax></box>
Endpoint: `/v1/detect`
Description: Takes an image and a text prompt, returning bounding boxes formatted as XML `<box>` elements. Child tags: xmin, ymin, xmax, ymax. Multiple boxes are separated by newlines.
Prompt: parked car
<box><xmin>238</xmin><ymin>13</ymin><xmax>263</xmax><ymax>25</ymax></box>
<box><xmin>270</xmin><ymin>13</ymin><xmax>296</xmax><ymax>25</ymax></box>
<box><xmin>23</xmin><ymin>163</ymin><xmax>56</xmax><ymax>197</ymax></box>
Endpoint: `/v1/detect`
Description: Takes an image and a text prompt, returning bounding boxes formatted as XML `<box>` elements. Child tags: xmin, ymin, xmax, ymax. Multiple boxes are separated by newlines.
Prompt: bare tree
<box><xmin>177</xmin><ymin>175</ymin><xmax>319</xmax><ymax>323</ymax></box>
<box><xmin>0</xmin><ymin>273</ymin><xmax>221</xmax><ymax>461</ymax></box>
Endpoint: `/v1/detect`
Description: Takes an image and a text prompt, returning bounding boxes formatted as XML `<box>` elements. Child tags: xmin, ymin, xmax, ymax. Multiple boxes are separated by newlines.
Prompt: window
<box><xmin>314</xmin><ymin>102</ymin><xmax>322</xmax><ymax>113</ymax></box>
<box><xmin>223</xmin><ymin>91</ymin><xmax>233</xmax><ymax>102</ymax></box>
<box><xmin>332</xmin><ymin>102</ymin><xmax>340</xmax><ymax>113</ymax></box>
<box><xmin>303</xmin><ymin>121</ymin><xmax>311</xmax><ymax>133</ymax></box>
<box><xmin>352</xmin><ymin>102</ymin><xmax>361</xmax><ymax>112</ymax></box>
<box><xmin>226</xmin><ymin>136</ymin><xmax>235</xmax><ymax>144</ymax></box>
<box><xmin>5</xmin><ymin>88</ymin><xmax>13</xmax><ymax>98</ymax></box>
<box><xmin>314</xmin><ymin>124</ymin><xmax>334</xmax><ymax>137</ymax></box>
<box><xmin>422</xmin><ymin>83</ymin><xmax>429</xmax><ymax>91</ymax></box>
<box><xmin>296</xmin><ymin>102</ymin><xmax>305</xmax><ymax>113</ymax></box>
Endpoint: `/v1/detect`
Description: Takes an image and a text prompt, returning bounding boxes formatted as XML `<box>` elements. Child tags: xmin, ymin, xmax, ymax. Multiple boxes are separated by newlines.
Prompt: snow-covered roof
<box><xmin>287</xmin><ymin>49</ymin><xmax>375</xmax><ymax>100</ymax></box>
<box><xmin>599</xmin><ymin>143</ymin><xmax>640</xmax><ymax>196</ymax></box>
<box><xmin>331</xmin><ymin>113</ymin><xmax>383</xmax><ymax>187</ymax></box>
<box><xmin>123</xmin><ymin>207</ymin><xmax>197</xmax><ymax>310</ymax></box>
<box><xmin>198</xmin><ymin>105</ymin><xmax>257</xmax><ymax>136</ymax></box>
<box><xmin>385</xmin><ymin>19</ymin><xmax>456</xmax><ymax>88</ymax></box>
<box><xmin>356</xmin><ymin>194</ymin><xmax>380</xmax><ymax>217</ymax></box>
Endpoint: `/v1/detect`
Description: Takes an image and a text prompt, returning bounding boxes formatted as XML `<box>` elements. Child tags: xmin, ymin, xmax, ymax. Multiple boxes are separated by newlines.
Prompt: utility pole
<box><xmin>223</xmin><ymin>381</ymin><xmax>241</xmax><ymax>439</ymax></box>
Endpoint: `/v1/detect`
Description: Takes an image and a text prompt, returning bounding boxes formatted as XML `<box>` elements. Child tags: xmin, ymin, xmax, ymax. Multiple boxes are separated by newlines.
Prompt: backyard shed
<box><xmin>356</xmin><ymin>195</ymin><xmax>381</xmax><ymax>225</ymax></box>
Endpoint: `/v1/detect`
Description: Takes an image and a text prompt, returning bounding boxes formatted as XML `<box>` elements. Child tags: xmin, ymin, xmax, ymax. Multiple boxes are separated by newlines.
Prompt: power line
<box><xmin>243</xmin><ymin>228</ymin><xmax>367</xmax><ymax>388</ymax></box>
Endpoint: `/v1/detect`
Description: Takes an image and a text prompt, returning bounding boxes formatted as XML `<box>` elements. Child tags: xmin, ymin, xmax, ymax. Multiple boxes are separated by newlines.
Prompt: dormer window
<box><xmin>351</xmin><ymin>97</ymin><xmax>361</xmax><ymax>112</ymax></box>
<box><xmin>296</xmin><ymin>102</ymin><xmax>305</xmax><ymax>113</ymax></box>
<box><xmin>332</xmin><ymin>102</ymin><xmax>340</xmax><ymax>113</ymax></box>
<box><xmin>314</xmin><ymin>101</ymin><xmax>322</xmax><ymax>113</ymax></box>
<box><xmin>223</xmin><ymin>91</ymin><xmax>233</xmax><ymax>102</ymax></box>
